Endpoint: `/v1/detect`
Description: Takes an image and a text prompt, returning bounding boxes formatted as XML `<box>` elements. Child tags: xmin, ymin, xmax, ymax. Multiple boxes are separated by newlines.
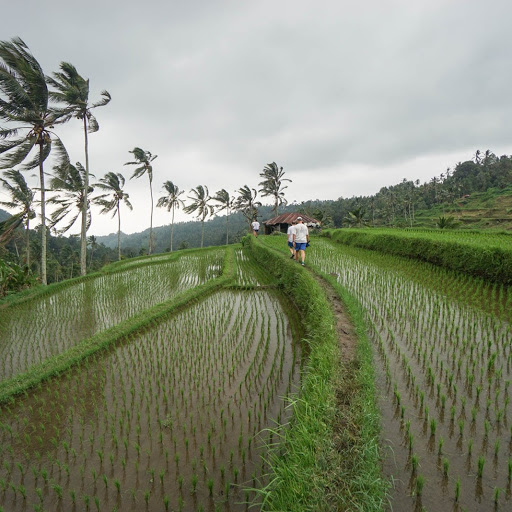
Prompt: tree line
<box><xmin>0</xmin><ymin>37</ymin><xmax>292</xmax><ymax>288</ymax></box>
<box><xmin>299</xmin><ymin>149</ymin><xmax>512</xmax><ymax>228</ymax></box>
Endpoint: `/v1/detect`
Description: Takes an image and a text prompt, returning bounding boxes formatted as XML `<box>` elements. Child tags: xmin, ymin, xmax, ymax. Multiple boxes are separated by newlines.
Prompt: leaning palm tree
<box><xmin>184</xmin><ymin>185</ymin><xmax>214</xmax><ymax>248</ymax></box>
<box><xmin>235</xmin><ymin>185</ymin><xmax>261</xmax><ymax>230</ymax></box>
<box><xmin>0</xmin><ymin>37</ymin><xmax>69</xmax><ymax>284</ymax></box>
<box><xmin>125</xmin><ymin>148</ymin><xmax>157</xmax><ymax>254</ymax></box>
<box><xmin>47</xmin><ymin>62</ymin><xmax>111</xmax><ymax>276</ymax></box>
<box><xmin>48</xmin><ymin>162</ymin><xmax>92</xmax><ymax>239</ymax></box>
<box><xmin>0</xmin><ymin>169</ymin><xmax>35</xmax><ymax>265</ymax></box>
<box><xmin>157</xmin><ymin>180</ymin><xmax>184</xmax><ymax>252</ymax></box>
<box><xmin>213</xmin><ymin>188</ymin><xmax>235</xmax><ymax>245</ymax></box>
<box><xmin>87</xmin><ymin>235</ymin><xmax>98</xmax><ymax>267</ymax></box>
<box><xmin>94</xmin><ymin>172</ymin><xmax>132</xmax><ymax>260</ymax></box>
<box><xmin>259</xmin><ymin>162</ymin><xmax>291</xmax><ymax>217</ymax></box>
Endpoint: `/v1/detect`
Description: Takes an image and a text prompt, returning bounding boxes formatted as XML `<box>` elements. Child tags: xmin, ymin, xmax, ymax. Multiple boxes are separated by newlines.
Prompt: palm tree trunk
<box><xmin>149</xmin><ymin>176</ymin><xmax>154</xmax><ymax>255</ymax></box>
<box><xmin>80</xmin><ymin>117</ymin><xmax>89</xmax><ymax>276</ymax></box>
<box><xmin>170</xmin><ymin>206</ymin><xmax>175</xmax><ymax>252</ymax></box>
<box><xmin>117</xmin><ymin>201</ymin><xmax>121</xmax><ymax>261</ymax></box>
<box><xmin>201</xmin><ymin>219</ymin><xmax>204</xmax><ymax>248</ymax></box>
<box><xmin>25</xmin><ymin>218</ymin><xmax>30</xmax><ymax>269</ymax></box>
<box><xmin>39</xmin><ymin>144</ymin><xmax>47</xmax><ymax>285</ymax></box>
<box><xmin>226</xmin><ymin>209</ymin><xmax>229</xmax><ymax>245</ymax></box>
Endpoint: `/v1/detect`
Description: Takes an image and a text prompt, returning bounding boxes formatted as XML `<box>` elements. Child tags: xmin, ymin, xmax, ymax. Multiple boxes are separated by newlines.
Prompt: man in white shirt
<box><xmin>292</xmin><ymin>217</ymin><xmax>309</xmax><ymax>266</ymax></box>
<box><xmin>251</xmin><ymin>219</ymin><xmax>260</xmax><ymax>237</ymax></box>
<box><xmin>287</xmin><ymin>220</ymin><xmax>297</xmax><ymax>258</ymax></box>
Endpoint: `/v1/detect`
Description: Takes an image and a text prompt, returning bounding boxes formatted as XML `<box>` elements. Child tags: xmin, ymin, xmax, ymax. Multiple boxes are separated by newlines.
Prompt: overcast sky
<box><xmin>1</xmin><ymin>0</ymin><xmax>512</xmax><ymax>236</ymax></box>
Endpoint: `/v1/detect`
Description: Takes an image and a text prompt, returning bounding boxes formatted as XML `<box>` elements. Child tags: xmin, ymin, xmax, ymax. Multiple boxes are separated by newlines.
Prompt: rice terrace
<box><xmin>0</xmin><ymin>224</ymin><xmax>510</xmax><ymax>511</ymax></box>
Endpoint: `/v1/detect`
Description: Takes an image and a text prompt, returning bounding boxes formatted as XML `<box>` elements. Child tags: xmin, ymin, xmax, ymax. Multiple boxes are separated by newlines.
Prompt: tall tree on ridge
<box><xmin>259</xmin><ymin>162</ymin><xmax>291</xmax><ymax>217</ymax></box>
<box><xmin>47</xmin><ymin>62</ymin><xmax>111</xmax><ymax>276</ymax></box>
<box><xmin>157</xmin><ymin>180</ymin><xmax>184</xmax><ymax>252</ymax></box>
<box><xmin>235</xmin><ymin>185</ymin><xmax>261</xmax><ymax>230</ymax></box>
<box><xmin>0</xmin><ymin>37</ymin><xmax>69</xmax><ymax>284</ymax></box>
<box><xmin>125</xmin><ymin>147</ymin><xmax>157</xmax><ymax>254</ymax></box>
<box><xmin>213</xmin><ymin>188</ymin><xmax>235</xmax><ymax>245</ymax></box>
<box><xmin>184</xmin><ymin>185</ymin><xmax>214</xmax><ymax>248</ymax></box>
<box><xmin>0</xmin><ymin>169</ymin><xmax>35</xmax><ymax>265</ymax></box>
<box><xmin>94</xmin><ymin>172</ymin><xmax>132</xmax><ymax>261</ymax></box>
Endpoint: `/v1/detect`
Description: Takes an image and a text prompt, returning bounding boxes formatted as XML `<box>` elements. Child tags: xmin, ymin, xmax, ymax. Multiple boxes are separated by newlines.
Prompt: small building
<box><xmin>263</xmin><ymin>212</ymin><xmax>321</xmax><ymax>235</ymax></box>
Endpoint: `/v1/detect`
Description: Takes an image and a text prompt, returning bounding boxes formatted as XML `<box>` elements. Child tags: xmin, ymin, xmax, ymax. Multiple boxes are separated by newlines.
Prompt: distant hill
<box><xmin>0</xmin><ymin>208</ymin><xmax>10</xmax><ymax>223</ymax></box>
<box><xmin>96</xmin><ymin>205</ymin><xmax>290</xmax><ymax>254</ymax></box>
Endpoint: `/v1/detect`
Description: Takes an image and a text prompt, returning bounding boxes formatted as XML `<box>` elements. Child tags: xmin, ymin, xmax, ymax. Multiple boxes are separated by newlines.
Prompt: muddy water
<box><xmin>0</xmin><ymin>289</ymin><xmax>303</xmax><ymax>512</ymax></box>
<box><xmin>0</xmin><ymin>250</ymin><xmax>224</xmax><ymax>380</ymax></box>
<box><xmin>309</xmin><ymin>239</ymin><xmax>512</xmax><ymax>512</ymax></box>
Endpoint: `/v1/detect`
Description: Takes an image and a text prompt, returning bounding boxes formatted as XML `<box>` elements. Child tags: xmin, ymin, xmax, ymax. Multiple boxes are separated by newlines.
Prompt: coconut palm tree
<box><xmin>0</xmin><ymin>37</ymin><xmax>69</xmax><ymax>284</ymax></box>
<box><xmin>125</xmin><ymin>148</ymin><xmax>157</xmax><ymax>254</ymax></box>
<box><xmin>213</xmin><ymin>188</ymin><xmax>234</xmax><ymax>245</ymax></box>
<box><xmin>47</xmin><ymin>62</ymin><xmax>111</xmax><ymax>276</ymax></box>
<box><xmin>259</xmin><ymin>162</ymin><xmax>291</xmax><ymax>217</ymax></box>
<box><xmin>235</xmin><ymin>185</ymin><xmax>261</xmax><ymax>230</ymax></box>
<box><xmin>94</xmin><ymin>172</ymin><xmax>132</xmax><ymax>260</ymax></box>
<box><xmin>87</xmin><ymin>234</ymin><xmax>98</xmax><ymax>267</ymax></box>
<box><xmin>48</xmin><ymin>162</ymin><xmax>92</xmax><ymax>238</ymax></box>
<box><xmin>157</xmin><ymin>180</ymin><xmax>184</xmax><ymax>252</ymax></box>
<box><xmin>184</xmin><ymin>185</ymin><xmax>214</xmax><ymax>248</ymax></box>
<box><xmin>0</xmin><ymin>169</ymin><xmax>35</xmax><ymax>265</ymax></box>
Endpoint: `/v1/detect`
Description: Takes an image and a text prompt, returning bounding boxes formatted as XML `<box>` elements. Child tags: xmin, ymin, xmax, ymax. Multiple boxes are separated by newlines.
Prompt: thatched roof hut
<box><xmin>263</xmin><ymin>212</ymin><xmax>320</xmax><ymax>234</ymax></box>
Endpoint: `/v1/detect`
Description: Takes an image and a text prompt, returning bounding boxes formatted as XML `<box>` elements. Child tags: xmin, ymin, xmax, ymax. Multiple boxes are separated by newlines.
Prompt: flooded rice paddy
<box><xmin>0</xmin><ymin>288</ymin><xmax>302</xmax><ymax>512</ymax></box>
<box><xmin>0</xmin><ymin>250</ymin><xmax>223</xmax><ymax>380</ymax></box>
<box><xmin>308</xmin><ymin>238</ymin><xmax>512</xmax><ymax>511</ymax></box>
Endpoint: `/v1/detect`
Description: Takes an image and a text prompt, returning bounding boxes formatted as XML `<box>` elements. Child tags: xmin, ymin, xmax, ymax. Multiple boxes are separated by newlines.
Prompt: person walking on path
<box><xmin>293</xmin><ymin>216</ymin><xmax>309</xmax><ymax>266</ymax></box>
<box><xmin>287</xmin><ymin>220</ymin><xmax>297</xmax><ymax>258</ymax></box>
<box><xmin>251</xmin><ymin>219</ymin><xmax>260</xmax><ymax>237</ymax></box>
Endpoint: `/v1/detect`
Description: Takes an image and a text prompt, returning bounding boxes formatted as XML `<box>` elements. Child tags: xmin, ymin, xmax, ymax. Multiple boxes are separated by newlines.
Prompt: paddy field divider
<box><xmin>0</xmin><ymin>247</ymin><xmax>235</xmax><ymax>404</ymax></box>
<box><xmin>246</xmin><ymin>236</ymin><xmax>388</xmax><ymax>511</ymax></box>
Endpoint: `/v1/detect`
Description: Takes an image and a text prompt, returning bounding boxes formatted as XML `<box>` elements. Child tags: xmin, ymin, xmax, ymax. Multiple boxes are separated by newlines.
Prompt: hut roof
<box><xmin>264</xmin><ymin>212</ymin><xmax>320</xmax><ymax>226</ymax></box>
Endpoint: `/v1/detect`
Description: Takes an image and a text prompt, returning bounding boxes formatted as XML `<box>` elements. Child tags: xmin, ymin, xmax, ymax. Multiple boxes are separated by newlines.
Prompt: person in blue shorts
<box><xmin>287</xmin><ymin>219</ymin><xmax>297</xmax><ymax>258</ymax></box>
<box><xmin>292</xmin><ymin>217</ymin><xmax>309</xmax><ymax>266</ymax></box>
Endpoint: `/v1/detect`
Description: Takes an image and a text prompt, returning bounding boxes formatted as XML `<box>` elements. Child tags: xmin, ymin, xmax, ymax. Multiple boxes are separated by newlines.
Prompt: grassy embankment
<box><xmin>247</xmin><ymin>235</ymin><xmax>388</xmax><ymax>511</ymax></box>
<box><xmin>414</xmin><ymin>186</ymin><xmax>512</xmax><ymax>229</ymax></box>
<box><xmin>322</xmin><ymin>227</ymin><xmax>512</xmax><ymax>285</ymax></box>
<box><xmin>0</xmin><ymin>247</ymin><xmax>234</xmax><ymax>404</ymax></box>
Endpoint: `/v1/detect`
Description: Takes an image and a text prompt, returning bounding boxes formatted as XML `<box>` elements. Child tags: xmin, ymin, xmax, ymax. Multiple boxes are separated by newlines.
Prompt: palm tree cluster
<box><xmin>0</xmin><ymin>37</ymin><xmax>110</xmax><ymax>283</ymax></box>
<box><xmin>0</xmin><ymin>37</ymin><xmax>292</xmax><ymax>282</ymax></box>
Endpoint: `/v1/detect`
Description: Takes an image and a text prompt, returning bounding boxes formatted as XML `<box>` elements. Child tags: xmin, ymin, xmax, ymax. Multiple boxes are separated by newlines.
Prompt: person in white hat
<box><xmin>287</xmin><ymin>219</ymin><xmax>297</xmax><ymax>258</ymax></box>
<box><xmin>292</xmin><ymin>216</ymin><xmax>309</xmax><ymax>266</ymax></box>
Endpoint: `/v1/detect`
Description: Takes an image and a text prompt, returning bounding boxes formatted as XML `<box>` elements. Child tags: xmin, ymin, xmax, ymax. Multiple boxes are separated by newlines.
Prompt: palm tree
<box><xmin>87</xmin><ymin>235</ymin><xmax>98</xmax><ymax>267</ymax></box>
<box><xmin>48</xmin><ymin>162</ymin><xmax>92</xmax><ymax>237</ymax></box>
<box><xmin>125</xmin><ymin>148</ymin><xmax>157</xmax><ymax>254</ymax></box>
<box><xmin>184</xmin><ymin>185</ymin><xmax>214</xmax><ymax>248</ymax></box>
<box><xmin>94</xmin><ymin>172</ymin><xmax>132</xmax><ymax>260</ymax></box>
<box><xmin>235</xmin><ymin>185</ymin><xmax>261</xmax><ymax>230</ymax></box>
<box><xmin>259</xmin><ymin>162</ymin><xmax>291</xmax><ymax>217</ymax></box>
<box><xmin>0</xmin><ymin>169</ymin><xmax>35</xmax><ymax>265</ymax></box>
<box><xmin>47</xmin><ymin>62</ymin><xmax>111</xmax><ymax>276</ymax></box>
<box><xmin>157</xmin><ymin>180</ymin><xmax>184</xmax><ymax>252</ymax></box>
<box><xmin>0</xmin><ymin>37</ymin><xmax>69</xmax><ymax>284</ymax></box>
<box><xmin>213</xmin><ymin>189</ymin><xmax>235</xmax><ymax>245</ymax></box>
<box><xmin>344</xmin><ymin>206</ymin><xmax>368</xmax><ymax>228</ymax></box>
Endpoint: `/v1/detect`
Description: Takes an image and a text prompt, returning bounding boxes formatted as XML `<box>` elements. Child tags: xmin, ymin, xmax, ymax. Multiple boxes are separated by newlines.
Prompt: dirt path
<box><xmin>310</xmin><ymin>271</ymin><xmax>358</xmax><ymax>363</ymax></box>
